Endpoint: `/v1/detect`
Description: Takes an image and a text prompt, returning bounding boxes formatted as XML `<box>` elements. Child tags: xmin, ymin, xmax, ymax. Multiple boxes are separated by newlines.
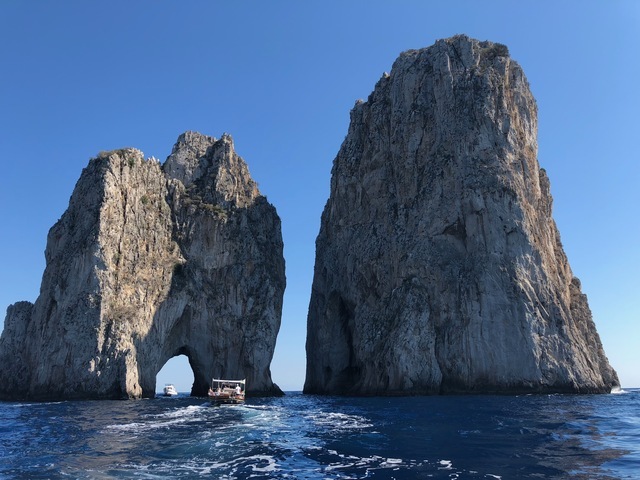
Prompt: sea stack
<box><xmin>0</xmin><ymin>132</ymin><xmax>285</xmax><ymax>400</ymax></box>
<box><xmin>305</xmin><ymin>35</ymin><xmax>619</xmax><ymax>395</ymax></box>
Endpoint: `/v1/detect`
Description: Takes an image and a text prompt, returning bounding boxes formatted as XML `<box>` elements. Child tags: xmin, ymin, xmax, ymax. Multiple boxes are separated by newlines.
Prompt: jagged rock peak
<box><xmin>0</xmin><ymin>131</ymin><xmax>285</xmax><ymax>400</ymax></box>
<box><xmin>416</xmin><ymin>34</ymin><xmax>510</xmax><ymax>67</ymax></box>
<box><xmin>305</xmin><ymin>35</ymin><xmax>618</xmax><ymax>396</ymax></box>
<box><xmin>164</xmin><ymin>131</ymin><xmax>259</xmax><ymax>208</ymax></box>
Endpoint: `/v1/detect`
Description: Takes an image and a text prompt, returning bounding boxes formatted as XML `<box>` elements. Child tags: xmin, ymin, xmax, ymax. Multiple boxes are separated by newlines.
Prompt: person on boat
<box><xmin>235</xmin><ymin>385</ymin><xmax>241</xmax><ymax>395</ymax></box>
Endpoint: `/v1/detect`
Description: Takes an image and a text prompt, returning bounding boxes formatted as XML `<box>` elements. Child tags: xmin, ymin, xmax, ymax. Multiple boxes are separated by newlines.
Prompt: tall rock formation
<box><xmin>0</xmin><ymin>131</ymin><xmax>285</xmax><ymax>400</ymax></box>
<box><xmin>305</xmin><ymin>35</ymin><xmax>619</xmax><ymax>395</ymax></box>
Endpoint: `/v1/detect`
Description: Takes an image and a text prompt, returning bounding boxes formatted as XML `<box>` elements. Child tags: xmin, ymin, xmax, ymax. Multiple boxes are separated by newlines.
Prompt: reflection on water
<box><xmin>0</xmin><ymin>391</ymin><xmax>637</xmax><ymax>479</ymax></box>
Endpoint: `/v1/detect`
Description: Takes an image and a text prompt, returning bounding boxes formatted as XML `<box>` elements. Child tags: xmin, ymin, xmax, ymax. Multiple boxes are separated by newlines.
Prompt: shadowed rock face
<box><xmin>0</xmin><ymin>131</ymin><xmax>285</xmax><ymax>400</ymax></box>
<box><xmin>305</xmin><ymin>35</ymin><xmax>619</xmax><ymax>395</ymax></box>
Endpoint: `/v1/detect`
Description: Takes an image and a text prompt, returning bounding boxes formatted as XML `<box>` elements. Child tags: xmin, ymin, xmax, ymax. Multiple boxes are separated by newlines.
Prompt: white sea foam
<box><xmin>308</xmin><ymin>411</ymin><xmax>373</xmax><ymax>431</ymax></box>
<box><xmin>105</xmin><ymin>418</ymin><xmax>183</xmax><ymax>432</ymax></box>
<box><xmin>321</xmin><ymin>452</ymin><xmax>433</xmax><ymax>477</ymax></box>
<box><xmin>149</xmin><ymin>404</ymin><xmax>205</xmax><ymax>419</ymax></box>
<box><xmin>242</xmin><ymin>404</ymin><xmax>271</xmax><ymax>410</ymax></box>
<box><xmin>190</xmin><ymin>454</ymin><xmax>280</xmax><ymax>477</ymax></box>
<box><xmin>245</xmin><ymin>455</ymin><xmax>278</xmax><ymax>473</ymax></box>
<box><xmin>11</xmin><ymin>401</ymin><xmax>64</xmax><ymax>408</ymax></box>
<box><xmin>105</xmin><ymin>404</ymin><xmax>207</xmax><ymax>433</ymax></box>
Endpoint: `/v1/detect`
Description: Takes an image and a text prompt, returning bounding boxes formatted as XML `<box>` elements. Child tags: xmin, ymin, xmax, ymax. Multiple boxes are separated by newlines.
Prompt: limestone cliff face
<box><xmin>0</xmin><ymin>132</ymin><xmax>285</xmax><ymax>400</ymax></box>
<box><xmin>305</xmin><ymin>35</ymin><xmax>619</xmax><ymax>395</ymax></box>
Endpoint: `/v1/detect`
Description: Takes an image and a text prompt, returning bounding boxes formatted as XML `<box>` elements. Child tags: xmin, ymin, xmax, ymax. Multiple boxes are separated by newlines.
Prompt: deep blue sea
<box><xmin>1</xmin><ymin>390</ymin><xmax>638</xmax><ymax>479</ymax></box>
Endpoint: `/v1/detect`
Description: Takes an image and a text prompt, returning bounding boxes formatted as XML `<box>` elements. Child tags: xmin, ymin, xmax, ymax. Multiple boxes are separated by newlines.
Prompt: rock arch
<box><xmin>0</xmin><ymin>132</ymin><xmax>285</xmax><ymax>401</ymax></box>
<box><xmin>157</xmin><ymin>347</ymin><xmax>206</xmax><ymax>397</ymax></box>
<box><xmin>155</xmin><ymin>353</ymin><xmax>194</xmax><ymax>395</ymax></box>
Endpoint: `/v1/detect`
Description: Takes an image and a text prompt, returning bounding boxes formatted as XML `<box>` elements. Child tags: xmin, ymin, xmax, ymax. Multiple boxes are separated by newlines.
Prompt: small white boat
<box><xmin>208</xmin><ymin>378</ymin><xmax>245</xmax><ymax>404</ymax></box>
<box><xmin>163</xmin><ymin>384</ymin><xmax>178</xmax><ymax>396</ymax></box>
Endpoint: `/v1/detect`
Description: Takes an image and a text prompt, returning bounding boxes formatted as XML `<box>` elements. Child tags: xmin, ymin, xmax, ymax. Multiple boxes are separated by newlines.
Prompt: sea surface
<box><xmin>1</xmin><ymin>389</ymin><xmax>638</xmax><ymax>479</ymax></box>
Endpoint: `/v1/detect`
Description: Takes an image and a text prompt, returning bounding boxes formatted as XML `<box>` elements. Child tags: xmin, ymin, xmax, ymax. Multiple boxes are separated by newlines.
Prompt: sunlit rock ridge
<box><xmin>0</xmin><ymin>131</ymin><xmax>285</xmax><ymax>400</ymax></box>
<box><xmin>305</xmin><ymin>35</ymin><xmax>619</xmax><ymax>395</ymax></box>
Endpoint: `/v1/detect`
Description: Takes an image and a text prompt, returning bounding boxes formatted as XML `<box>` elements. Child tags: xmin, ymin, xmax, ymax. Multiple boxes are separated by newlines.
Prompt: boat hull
<box><xmin>208</xmin><ymin>392</ymin><xmax>245</xmax><ymax>405</ymax></box>
<box><xmin>163</xmin><ymin>384</ymin><xmax>178</xmax><ymax>396</ymax></box>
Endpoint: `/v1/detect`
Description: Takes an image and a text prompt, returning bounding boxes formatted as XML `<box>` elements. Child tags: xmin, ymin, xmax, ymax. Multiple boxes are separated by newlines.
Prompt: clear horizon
<box><xmin>1</xmin><ymin>1</ymin><xmax>638</xmax><ymax>392</ymax></box>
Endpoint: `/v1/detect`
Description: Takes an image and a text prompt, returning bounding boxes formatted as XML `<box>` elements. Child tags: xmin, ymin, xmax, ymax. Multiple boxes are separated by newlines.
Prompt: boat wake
<box><xmin>2</xmin><ymin>393</ymin><xmax>633</xmax><ymax>479</ymax></box>
<box><xmin>104</xmin><ymin>404</ymin><xmax>208</xmax><ymax>433</ymax></box>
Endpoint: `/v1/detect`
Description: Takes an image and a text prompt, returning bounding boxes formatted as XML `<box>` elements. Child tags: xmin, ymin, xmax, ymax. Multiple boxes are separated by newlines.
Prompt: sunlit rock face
<box><xmin>0</xmin><ymin>132</ymin><xmax>285</xmax><ymax>400</ymax></box>
<box><xmin>305</xmin><ymin>35</ymin><xmax>619</xmax><ymax>395</ymax></box>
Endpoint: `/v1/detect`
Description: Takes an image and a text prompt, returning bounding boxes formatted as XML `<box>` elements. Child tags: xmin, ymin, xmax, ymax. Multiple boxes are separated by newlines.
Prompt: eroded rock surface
<box><xmin>305</xmin><ymin>35</ymin><xmax>619</xmax><ymax>395</ymax></box>
<box><xmin>0</xmin><ymin>132</ymin><xmax>285</xmax><ymax>400</ymax></box>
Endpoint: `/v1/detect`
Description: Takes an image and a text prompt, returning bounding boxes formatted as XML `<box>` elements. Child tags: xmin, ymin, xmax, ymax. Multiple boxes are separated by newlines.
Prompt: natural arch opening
<box><xmin>156</xmin><ymin>354</ymin><xmax>194</xmax><ymax>396</ymax></box>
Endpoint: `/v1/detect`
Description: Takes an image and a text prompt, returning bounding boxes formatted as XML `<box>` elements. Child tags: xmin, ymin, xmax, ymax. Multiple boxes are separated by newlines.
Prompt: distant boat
<box><xmin>208</xmin><ymin>378</ymin><xmax>245</xmax><ymax>405</ymax></box>
<box><xmin>163</xmin><ymin>384</ymin><xmax>178</xmax><ymax>396</ymax></box>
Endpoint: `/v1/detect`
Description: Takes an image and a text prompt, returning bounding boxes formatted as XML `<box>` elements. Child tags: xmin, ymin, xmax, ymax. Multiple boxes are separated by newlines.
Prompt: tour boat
<box><xmin>208</xmin><ymin>378</ymin><xmax>246</xmax><ymax>405</ymax></box>
<box><xmin>163</xmin><ymin>384</ymin><xmax>178</xmax><ymax>396</ymax></box>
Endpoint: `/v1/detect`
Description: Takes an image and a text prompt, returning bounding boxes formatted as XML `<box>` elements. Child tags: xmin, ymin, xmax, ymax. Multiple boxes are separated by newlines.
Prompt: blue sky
<box><xmin>1</xmin><ymin>1</ymin><xmax>638</xmax><ymax>392</ymax></box>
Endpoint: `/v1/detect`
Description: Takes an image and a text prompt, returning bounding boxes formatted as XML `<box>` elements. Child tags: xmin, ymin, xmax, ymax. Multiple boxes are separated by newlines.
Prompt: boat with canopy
<box><xmin>208</xmin><ymin>378</ymin><xmax>246</xmax><ymax>404</ymax></box>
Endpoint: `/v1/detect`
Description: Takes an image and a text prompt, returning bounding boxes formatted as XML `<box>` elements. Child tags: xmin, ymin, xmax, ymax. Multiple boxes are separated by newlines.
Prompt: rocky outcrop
<box><xmin>0</xmin><ymin>131</ymin><xmax>285</xmax><ymax>400</ymax></box>
<box><xmin>305</xmin><ymin>35</ymin><xmax>619</xmax><ymax>395</ymax></box>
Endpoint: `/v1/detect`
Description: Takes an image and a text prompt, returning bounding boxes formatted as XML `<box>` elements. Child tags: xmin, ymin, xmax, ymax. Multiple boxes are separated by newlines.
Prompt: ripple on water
<box><xmin>0</xmin><ymin>392</ymin><xmax>637</xmax><ymax>479</ymax></box>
